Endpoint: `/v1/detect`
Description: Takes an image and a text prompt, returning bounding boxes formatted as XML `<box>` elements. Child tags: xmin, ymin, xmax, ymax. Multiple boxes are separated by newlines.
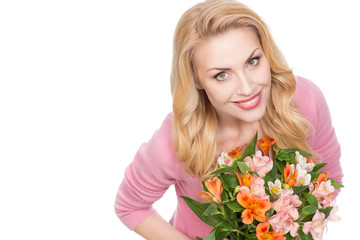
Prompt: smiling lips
<box><xmin>232</xmin><ymin>90</ymin><xmax>262</xmax><ymax>110</ymax></box>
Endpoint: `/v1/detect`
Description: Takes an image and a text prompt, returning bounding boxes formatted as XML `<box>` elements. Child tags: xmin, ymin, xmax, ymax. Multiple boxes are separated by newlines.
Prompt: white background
<box><xmin>0</xmin><ymin>0</ymin><xmax>358</xmax><ymax>239</ymax></box>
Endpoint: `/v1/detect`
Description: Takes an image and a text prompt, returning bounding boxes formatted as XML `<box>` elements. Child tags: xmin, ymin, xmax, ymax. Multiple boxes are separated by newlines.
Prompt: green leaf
<box><xmin>312</xmin><ymin>163</ymin><xmax>327</xmax><ymax>172</ymax></box>
<box><xmin>203</xmin><ymin>230</ymin><xmax>216</xmax><ymax>240</ymax></box>
<box><xmin>266</xmin><ymin>208</ymin><xmax>275</xmax><ymax>218</ymax></box>
<box><xmin>211</xmin><ymin>166</ymin><xmax>238</xmax><ymax>175</ymax></box>
<box><xmin>274</xmin><ymin>159</ymin><xmax>286</xmax><ymax>174</ymax></box>
<box><xmin>319</xmin><ymin>206</ymin><xmax>334</xmax><ymax>219</ymax></box>
<box><xmin>180</xmin><ymin>196</ymin><xmax>223</xmax><ymax>227</ymax></box>
<box><xmin>275</xmin><ymin>149</ymin><xmax>311</xmax><ymax>163</ymax></box>
<box><xmin>203</xmin><ymin>204</ymin><xmax>221</xmax><ymax>217</ymax></box>
<box><xmin>228</xmin><ymin>233</ymin><xmax>238</xmax><ymax>240</ymax></box>
<box><xmin>301</xmin><ymin>205</ymin><xmax>318</xmax><ymax>216</ymax></box>
<box><xmin>222</xmin><ymin>205</ymin><xmax>233</xmax><ymax>220</ymax></box>
<box><xmin>225</xmin><ymin>199</ymin><xmax>244</xmax><ymax>212</ymax></box>
<box><xmin>215</xmin><ymin>228</ymin><xmax>231</xmax><ymax>240</ymax></box>
<box><xmin>262</xmin><ymin>174</ymin><xmax>275</xmax><ymax>187</ymax></box>
<box><xmin>212</xmin><ymin>221</ymin><xmax>234</xmax><ymax>240</ymax></box>
<box><xmin>213</xmin><ymin>220</ymin><xmax>233</xmax><ymax>229</ymax></box>
<box><xmin>222</xmin><ymin>178</ymin><xmax>230</xmax><ymax>192</ymax></box>
<box><xmin>304</xmin><ymin>193</ymin><xmax>318</xmax><ymax>207</ymax></box>
<box><xmin>298</xmin><ymin>228</ymin><xmax>313</xmax><ymax>240</ymax></box>
<box><xmin>221</xmin><ymin>174</ymin><xmax>239</xmax><ymax>188</ymax></box>
<box><xmin>301</xmin><ymin>213</ymin><xmax>314</xmax><ymax>223</ymax></box>
<box><xmin>309</xmin><ymin>171</ymin><xmax>321</xmax><ymax>181</ymax></box>
<box><xmin>331</xmin><ymin>180</ymin><xmax>344</xmax><ymax>189</ymax></box>
<box><xmin>248</xmin><ymin>170</ymin><xmax>259</xmax><ymax>177</ymax></box>
<box><xmin>196</xmin><ymin>237</ymin><xmax>203</xmax><ymax>240</ymax></box>
<box><xmin>292</xmin><ymin>185</ymin><xmax>308</xmax><ymax>197</ymax></box>
<box><xmin>244</xmin><ymin>132</ymin><xmax>258</xmax><ymax>157</ymax></box>
<box><xmin>237</xmin><ymin>161</ymin><xmax>249</xmax><ymax>173</ymax></box>
<box><xmin>285</xmin><ymin>232</ymin><xmax>297</xmax><ymax>240</ymax></box>
<box><xmin>221</xmin><ymin>190</ymin><xmax>229</xmax><ymax>202</ymax></box>
<box><xmin>268</xmin><ymin>158</ymin><xmax>278</xmax><ymax>178</ymax></box>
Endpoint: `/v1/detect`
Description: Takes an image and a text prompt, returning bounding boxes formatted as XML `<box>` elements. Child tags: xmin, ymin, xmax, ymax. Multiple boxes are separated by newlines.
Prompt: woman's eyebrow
<box><xmin>245</xmin><ymin>47</ymin><xmax>260</xmax><ymax>64</ymax></box>
<box><xmin>206</xmin><ymin>47</ymin><xmax>261</xmax><ymax>72</ymax></box>
<box><xmin>207</xmin><ymin>67</ymin><xmax>232</xmax><ymax>72</ymax></box>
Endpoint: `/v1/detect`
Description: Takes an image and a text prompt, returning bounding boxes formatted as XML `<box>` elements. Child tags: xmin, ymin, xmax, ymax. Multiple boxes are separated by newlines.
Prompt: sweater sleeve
<box><xmin>114</xmin><ymin>113</ymin><xmax>180</xmax><ymax>230</ymax></box>
<box><xmin>295</xmin><ymin>77</ymin><xmax>343</xmax><ymax>187</ymax></box>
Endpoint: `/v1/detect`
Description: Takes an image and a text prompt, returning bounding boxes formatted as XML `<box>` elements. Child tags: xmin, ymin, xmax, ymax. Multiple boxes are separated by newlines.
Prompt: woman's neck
<box><xmin>216</xmin><ymin>118</ymin><xmax>265</xmax><ymax>156</ymax></box>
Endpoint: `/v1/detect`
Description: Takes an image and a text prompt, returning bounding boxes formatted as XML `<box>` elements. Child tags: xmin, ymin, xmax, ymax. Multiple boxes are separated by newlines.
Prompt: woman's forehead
<box><xmin>194</xmin><ymin>28</ymin><xmax>262</xmax><ymax>69</ymax></box>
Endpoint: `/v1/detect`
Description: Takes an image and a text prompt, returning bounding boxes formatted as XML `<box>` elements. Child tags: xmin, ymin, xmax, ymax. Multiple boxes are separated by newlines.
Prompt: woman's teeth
<box><xmin>237</xmin><ymin>95</ymin><xmax>259</xmax><ymax>105</ymax></box>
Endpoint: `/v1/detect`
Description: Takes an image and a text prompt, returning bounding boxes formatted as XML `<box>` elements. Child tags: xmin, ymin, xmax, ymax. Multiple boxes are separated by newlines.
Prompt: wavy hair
<box><xmin>171</xmin><ymin>0</ymin><xmax>318</xmax><ymax>179</ymax></box>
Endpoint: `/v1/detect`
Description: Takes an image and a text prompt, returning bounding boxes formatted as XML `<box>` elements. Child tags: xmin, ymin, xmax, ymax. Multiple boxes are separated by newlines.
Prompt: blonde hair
<box><xmin>171</xmin><ymin>0</ymin><xmax>318</xmax><ymax>179</ymax></box>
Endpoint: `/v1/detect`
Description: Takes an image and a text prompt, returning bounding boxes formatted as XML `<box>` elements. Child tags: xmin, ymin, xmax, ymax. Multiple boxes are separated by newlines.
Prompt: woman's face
<box><xmin>195</xmin><ymin>27</ymin><xmax>272</xmax><ymax>125</ymax></box>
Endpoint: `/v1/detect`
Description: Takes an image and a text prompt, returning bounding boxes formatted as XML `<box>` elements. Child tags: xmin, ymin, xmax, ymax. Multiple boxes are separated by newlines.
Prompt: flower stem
<box><xmin>233</xmin><ymin>212</ymin><xmax>240</xmax><ymax>239</ymax></box>
<box><xmin>220</xmin><ymin>205</ymin><xmax>237</xmax><ymax>229</ymax></box>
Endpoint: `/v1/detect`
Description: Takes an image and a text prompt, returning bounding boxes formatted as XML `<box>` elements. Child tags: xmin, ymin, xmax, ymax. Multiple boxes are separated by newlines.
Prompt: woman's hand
<box><xmin>134</xmin><ymin>212</ymin><xmax>192</xmax><ymax>240</ymax></box>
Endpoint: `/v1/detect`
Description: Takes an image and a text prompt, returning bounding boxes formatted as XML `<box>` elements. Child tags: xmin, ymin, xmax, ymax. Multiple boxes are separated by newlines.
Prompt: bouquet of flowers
<box><xmin>181</xmin><ymin>133</ymin><xmax>343</xmax><ymax>240</ymax></box>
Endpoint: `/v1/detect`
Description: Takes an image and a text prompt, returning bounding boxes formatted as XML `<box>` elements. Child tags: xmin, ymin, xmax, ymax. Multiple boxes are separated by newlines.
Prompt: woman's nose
<box><xmin>235</xmin><ymin>73</ymin><xmax>254</xmax><ymax>96</ymax></box>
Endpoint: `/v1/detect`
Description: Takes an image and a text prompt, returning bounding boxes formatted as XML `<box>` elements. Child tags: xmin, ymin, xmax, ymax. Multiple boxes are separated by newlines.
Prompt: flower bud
<box><xmin>299</xmin><ymin>179</ymin><xmax>305</xmax><ymax>186</ymax></box>
<box><xmin>282</xmin><ymin>183</ymin><xmax>291</xmax><ymax>189</ymax></box>
<box><xmin>234</xmin><ymin>185</ymin><xmax>240</xmax><ymax>194</ymax></box>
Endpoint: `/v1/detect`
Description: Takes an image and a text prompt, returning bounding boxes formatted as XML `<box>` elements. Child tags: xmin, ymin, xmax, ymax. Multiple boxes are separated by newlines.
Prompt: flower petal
<box><xmin>198</xmin><ymin>191</ymin><xmax>213</xmax><ymax>199</ymax></box>
<box><xmin>241</xmin><ymin>209</ymin><xmax>254</xmax><ymax>224</ymax></box>
<box><xmin>257</xmin><ymin>136</ymin><xmax>276</xmax><ymax>156</ymax></box>
<box><xmin>256</xmin><ymin>221</ymin><xmax>270</xmax><ymax>234</ymax></box>
<box><xmin>204</xmin><ymin>177</ymin><xmax>223</xmax><ymax>202</ymax></box>
<box><xmin>237</xmin><ymin>187</ymin><xmax>252</xmax><ymax>208</ymax></box>
<box><xmin>284</xmin><ymin>164</ymin><xmax>292</xmax><ymax>183</ymax></box>
<box><xmin>316</xmin><ymin>171</ymin><xmax>329</xmax><ymax>184</ymax></box>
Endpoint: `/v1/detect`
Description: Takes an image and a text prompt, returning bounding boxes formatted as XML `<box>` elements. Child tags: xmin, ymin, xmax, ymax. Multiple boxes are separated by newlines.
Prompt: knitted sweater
<box><xmin>114</xmin><ymin>76</ymin><xmax>343</xmax><ymax>239</ymax></box>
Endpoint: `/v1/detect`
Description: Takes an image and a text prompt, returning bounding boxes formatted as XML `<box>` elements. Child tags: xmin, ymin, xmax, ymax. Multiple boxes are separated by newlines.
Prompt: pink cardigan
<box><xmin>114</xmin><ymin>76</ymin><xmax>343</xmax><ymax>239</ymax></box>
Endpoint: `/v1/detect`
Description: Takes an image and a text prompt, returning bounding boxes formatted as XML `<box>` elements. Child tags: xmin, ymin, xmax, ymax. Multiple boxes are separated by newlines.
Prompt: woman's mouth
<box><xmin>232</xmin><ymin>90</ymin><xmax>262</xmax><ymax>110</ymax></box>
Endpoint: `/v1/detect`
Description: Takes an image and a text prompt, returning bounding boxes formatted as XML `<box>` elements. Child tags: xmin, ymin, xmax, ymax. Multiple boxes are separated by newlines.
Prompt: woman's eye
<box><xmin>247</xmin><ymin>57</ymin><xmax>260</xmax><ymax>68</ymax></box>
<box><xmin>215</xmin><ymin>72</ymin><xmax>228</xmax><ymax>81</ymax></box>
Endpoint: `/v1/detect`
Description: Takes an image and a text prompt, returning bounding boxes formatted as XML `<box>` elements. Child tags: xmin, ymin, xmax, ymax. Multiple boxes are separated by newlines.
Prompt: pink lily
<box><xmin>268</xmin><ymin>206</ymin><xmax>300</xmax><ymax>237</ymax></box>
<box><xmin>303</xmin><ymin>210</ymin><xmax>327</xmax><ymax>240</ymax></box>
<box><xmin>243</xmin><ymin>150</ymin><xmax>273</xmax><ymax>177</ymax></box>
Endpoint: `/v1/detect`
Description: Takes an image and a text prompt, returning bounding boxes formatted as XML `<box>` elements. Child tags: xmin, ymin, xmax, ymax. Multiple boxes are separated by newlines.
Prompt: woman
<box><xmin>115</xmin><ymin>0</ymin><xmax>343</xmax><ymax>239</ymax></box>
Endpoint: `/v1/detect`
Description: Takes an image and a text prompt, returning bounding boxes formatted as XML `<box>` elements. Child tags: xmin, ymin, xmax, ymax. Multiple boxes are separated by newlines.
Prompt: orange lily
<box><xmin>237</xmin><ymin>187</ymin><xmax>272</xmax><ymax>224</ymax></box>
<box><xmin>316</xmin><ymin>171</ymin><xmax>329</xmax><ymax>184</ymax></box>
<box><xmin>257</xmin><ymin>136</ymin><xmax>276</xmax><ymax>156</ymax></box>
<box><xmin>228</xmin><ymin>144</ymin><xmax>247</xmax><ymax>158</ymax></box>
<box><xmin>235</xmin><ymin>171</ymin><xmax>253</xmax><ymax>188</ymax></box>
<box><xmin>256</xmin><ymin>222</ymin><xmax>286</xmax><ymax>240</ymax></box>
<box><xmin>198</xmin><ymin>176</ymin><xmax>223</xmax><ymax>202</ymax></box>
<box><xmin>284</xmin><ymin>164</ymin><xmax>298</xmax><ymax>188</ymax></box>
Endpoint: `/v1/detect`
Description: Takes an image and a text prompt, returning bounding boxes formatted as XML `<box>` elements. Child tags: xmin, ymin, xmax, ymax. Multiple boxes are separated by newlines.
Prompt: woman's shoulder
<box><xmin>142</xmin><ymin>112</ymin><xmax>175</xmax><ymax>157</ymax></box>
<box><xmin>135</xmin><ymin>112</ymin><xmax>183</xmax><ymax>178</ymax></box>
<box><xmin>294</xmin><ymin>76</ymin><xmax>324</xmax><ymax>102</ymax></box>
<box><xmin>153</xmin><ymin>112</ymin><xmax>173</xmax><ymax>137</ymax></box>
<box><xmin>293</xmin><ymin>76</ymin><xmax>327</xmax><ymax>123</ymax></box>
